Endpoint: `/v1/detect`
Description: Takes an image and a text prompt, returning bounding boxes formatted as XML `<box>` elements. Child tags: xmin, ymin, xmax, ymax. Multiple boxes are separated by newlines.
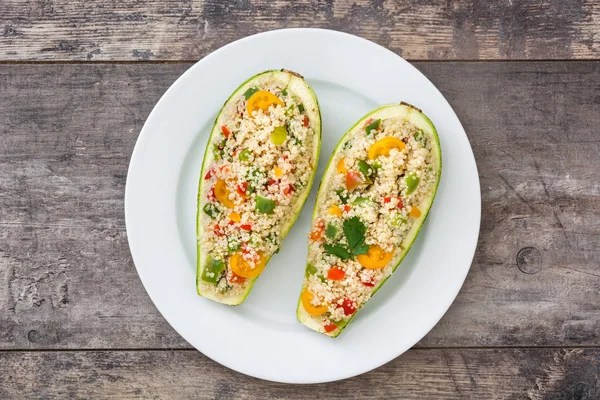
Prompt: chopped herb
<box><xmin>203</xmin><ymin>203</ymin><xmax>220</xmax><ymax>219</ymax></box>
<box><xmin>323</xmin><ymin>217</ymin><xmax>368</xmax><ymax>260</ymax></box>
<box><xmin>243</xmin><ymin>87</ymin><xmax>259</xmax><ymax>99</ymax></box>
<box><xmin>227</xmin><ymin>241</ymin><xmax>240</xmax><ymax>253</ymax></box>
<box><xmin>352</xmin><ymin>196</ymin><xmax>371</xmax><ymax>205</ymax></box>
<box><xmin>285</xmin><ymin>105</ymin><xmax>295</xmax><ymax>118</ymax></box>
<box><xmin>281</xmin><ymin>88</ymin><xmax>288</xmax><ymax>96</ymax></box>
<box><xmin>298</xmin><ymin>103</ymin><xmax>305</xmax><ymax>113</ymax></box>
<box><xmin>335</xmin><ymin>188</ymin><xmax>349</xmax><ymax>204</ymax></box>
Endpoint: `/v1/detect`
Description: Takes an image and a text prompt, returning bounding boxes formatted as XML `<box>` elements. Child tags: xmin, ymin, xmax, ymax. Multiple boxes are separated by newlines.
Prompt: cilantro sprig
<box><xmin>323</xmin><ymin>217</ymin><xmax>369</xmax><ymax>260</ymax></box>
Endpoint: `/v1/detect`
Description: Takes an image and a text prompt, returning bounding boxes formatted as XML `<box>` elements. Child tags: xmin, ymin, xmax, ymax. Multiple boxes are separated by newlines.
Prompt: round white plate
<box><xmin>125</xmin><ymin>28</ymin><xmax>480</xmax><ymax>384</ymax></box>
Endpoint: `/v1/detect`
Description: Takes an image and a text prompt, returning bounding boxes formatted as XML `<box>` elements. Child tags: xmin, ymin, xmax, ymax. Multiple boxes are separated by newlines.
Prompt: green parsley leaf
<box><xmin>323</xmin><ymin>244</ymin><xmax>352</xmax><ymax>260</ymax></box>
<box><xmin>343</xmin><ymin>216</ymin><xmax>367</xmax><ymax>251</ymax></box>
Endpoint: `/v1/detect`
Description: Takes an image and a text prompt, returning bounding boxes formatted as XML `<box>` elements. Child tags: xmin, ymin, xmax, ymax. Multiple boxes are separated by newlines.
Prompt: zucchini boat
<box><xmin>297</xmin><ymin>103</ymin><xmax>441</xmax><ymax>336</ymax></box>
<box><xmin>197</xmin><ymin>70</ymin><xmax>321</xmax><ymax>305</ymax></box>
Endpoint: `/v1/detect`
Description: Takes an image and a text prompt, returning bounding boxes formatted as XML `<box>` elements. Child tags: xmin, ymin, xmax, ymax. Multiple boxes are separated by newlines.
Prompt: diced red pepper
<box><xmin>267</xmin><ymin>179</ymin><xmax>278</xmax><ymax>187</ymax></box>
<box><xmin>240</xmin><ymin>224</ymin><xmax>252</xmax><ymax>232</ymax></box>
<box><xmin>324</xmin><ymin>322</ymin><xmax>338</xmax><ymax>333</ymax></box>
<box><xmin>361</xmin><ymin>277</ymin><xmax>375</xmax><ymax>287</ymax></box>
<box><xmin>283</xmin><ymin>184</ymin><xmax>294</xmax><ymax>197</ymax></box>
<box><xmin>221</xmin><ymin>125</ymin><xmax>231</xmax><ymax>138</ymax></box>
<box><xmin>207</xmin><ymin>187</ymin><xmax>216</xmax><ymax>201</ymax></box>
<box><xmin>343</xmin><ymin>205</ymin><xmax>351</xmax><ymax>212</ymax></box>
<box><xmin>384</xmin><ymin>196</ymin><xmax>403</xmax><ymax>209</ymax></box>
<box><xmin>236</xmin><ymin>182</ymin><xmax>248</xmax><ymax>196</ymax></box>
<box><xmin>327</xmin><ymin>266</ymin><xmax>345</xmax><ymax>281</ymax></box>
<box><xmin>213</xmin><ymin>224</ymin><xmax>223</xmax><ymax>237</ymax></box>
<box><xmin>204</xmin><ymin>169</ymin><xmax>213</xmax><ymax>180</ymax></box>
<box><xmin>302</xmin><ymin>116</ymin><xmax>309</xmax><ymax>127</ymax></box>
<box><xmin>340</xmin><ymin>298</ymin><xmax>357</xmax><ymax>316</ymax></box>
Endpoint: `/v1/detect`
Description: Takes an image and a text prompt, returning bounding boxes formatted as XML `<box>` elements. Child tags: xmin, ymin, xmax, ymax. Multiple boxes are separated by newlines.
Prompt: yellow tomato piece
<box><xmin>357</xmin><ymin>245</ymin><xmax>393</xmax><ymax>270</ymax></box>
<box><xmin>409</xmin><ymin>206</ymin><xmax>422</xmax><ymax>218</ymax></box>
<box><xmin>229</xmin><ymin>251</ymin><xmax>266</xmax><ymax>279</ymax></box>
<box><xmin>368</xmin><ymin>137</ymin><xmax>406</xmax><ymax>160</ymax></box>
<box><xmin>246</xmin><ymin>90</ymin><xmax>284</xmax><ymax>117</ymax></box>
<box><xmin>301</xmin><ymin>289</ymin><xmax>328</xmax><ymax>316</ymax></box>
<box><xmin>328</xmin><ymin>205</ymin><xmax>342</xmax><ymax>217</ymax></box>
<box><xmin>337</xmin><ymin>158</ymin><xmax>347</xmax><ymax>174</ymax></box>
<box><xmin>228</xmin><ymin>212</ymin><xmax>241</xmax><ymax>223</ymax></box>
<box><xmin>214</xmin><ymin>179</ymin><xmax>234</xmax><ymax>209</ymax></box>
<box><xmin>274</xmin><ymin>166</ymin><xmax>283</xmax><ymax>178</ymax></box>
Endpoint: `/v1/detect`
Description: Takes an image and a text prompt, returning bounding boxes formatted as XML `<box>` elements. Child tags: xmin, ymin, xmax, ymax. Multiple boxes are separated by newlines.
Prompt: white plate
<box><xmin>125</xmin><ymin>28</ymin><xmax>480</xmax><ymax>384</ymax></box>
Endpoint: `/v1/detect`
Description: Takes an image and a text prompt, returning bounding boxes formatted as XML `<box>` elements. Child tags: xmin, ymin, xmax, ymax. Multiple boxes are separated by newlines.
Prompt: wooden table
<box><xmin>1</xmin><ymin>1</ymin><xmax>599</xmax><ymax>398</ymax></box>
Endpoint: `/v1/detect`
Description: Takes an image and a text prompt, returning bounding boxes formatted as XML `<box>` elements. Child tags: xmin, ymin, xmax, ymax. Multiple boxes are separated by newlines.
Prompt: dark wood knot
<box><xmin>516</xmin><ymin>247</ymin><xmax>542</xmax><ymax>274</ymax></box>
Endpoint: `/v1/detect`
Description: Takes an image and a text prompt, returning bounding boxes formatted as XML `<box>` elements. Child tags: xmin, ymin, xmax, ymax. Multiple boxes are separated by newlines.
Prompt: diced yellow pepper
<box><xmin>328</xmin><ymin>205</ymin><xmax>342</xmax><ymax>217</ymax></box>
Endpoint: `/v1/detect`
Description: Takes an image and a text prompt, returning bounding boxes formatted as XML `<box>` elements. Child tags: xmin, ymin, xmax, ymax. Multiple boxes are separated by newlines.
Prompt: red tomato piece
<box><xmin>228</xmin><ymin>271</ymin><xmax>246</xmax><ymax>284</ymax></box>
<box><xmin>221</xmin><ymin>125</ymin><xmax>231</xmax><ymax>138</ymax></box>
<box><xmin>343</xmin><ymin>205</ymin><xmax>351</xmax><ymax>212</ymax></box>
<box><xmin>204</xmin><ymin>169</ymin><xmax>213</xmax><ymax>180</ymax></box>
<box><xmin>213</xmin><ymin>224</ymin><xmax>223</xmax><ymax>237</ymax></box>
<box><xmin>345</xmin><ymin>171</ymin><xmax>363</xmax><ymax>191</ymax></box>
<box><xmin>302</xmin><ymin>116</ymin><xmax>309</xmax><ymax>127</ymax></box>
<box><xmin>340</xmin><ymin>298</ymin><xmax>357</xmax><ymax>316</ymax></box>
<box><xmin>324</xmin><ymin>322</ymin><xmax>338</xmax><ymax>333</ymax></box>
<box><xmin>327</xmin><ymin>266</ymin><xmax>345</xmax><ymax>281</ymax></box>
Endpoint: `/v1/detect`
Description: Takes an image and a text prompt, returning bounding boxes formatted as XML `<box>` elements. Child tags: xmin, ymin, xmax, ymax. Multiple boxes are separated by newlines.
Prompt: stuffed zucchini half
<box><xmin>197</xmin><ymin>70</ymin><xmax>321</xmax><ymax>305</ymax></box>
<box><xmin>297</xmin><ymin>103</ymin><xmax>441</xmax><ymax>336</ymax></box>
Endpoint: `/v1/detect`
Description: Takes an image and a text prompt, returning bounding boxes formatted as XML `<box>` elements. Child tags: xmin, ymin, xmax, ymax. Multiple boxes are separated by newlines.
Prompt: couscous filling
<box><xmin>302</xmin><ymin>115</ymin><xmax>436</xmax><ymax>333</ymax></box>
<box><xmin>199</xmin><ymin>80</ymin><xmax>316</xmax><ymax>297</ymax></box>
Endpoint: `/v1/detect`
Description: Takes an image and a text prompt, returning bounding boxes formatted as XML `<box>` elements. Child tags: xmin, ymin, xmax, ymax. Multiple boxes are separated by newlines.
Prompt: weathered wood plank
<box><xmin>1</xmin><ymin>0</ymin><xmax>599</xmax><ymax>61</ymax></box>
<box><xmin>0</xmin><ymin>348</ymin><xmax>598</xmax><ymax>398</ymax></box>
<box><xmin>0</xmin><ymin>62</ymin><xmax>599</xmax><ymax>350</ymax></box>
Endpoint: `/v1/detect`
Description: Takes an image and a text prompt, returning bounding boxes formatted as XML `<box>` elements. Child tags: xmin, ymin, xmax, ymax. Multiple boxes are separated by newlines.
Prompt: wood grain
<box><xmin>0</xmin><ymin>0</ymin><xmax>599</xmax><ymax>61</ymax></box>
<box><xmin>0</xmin><ymin>348</ymin><xmax>598</xmax><ymax>398</ymax></box>
<box><xmin>0</xmin><ymin>62</ymin><xmax>599</xmax><ymax>351</ymax></box>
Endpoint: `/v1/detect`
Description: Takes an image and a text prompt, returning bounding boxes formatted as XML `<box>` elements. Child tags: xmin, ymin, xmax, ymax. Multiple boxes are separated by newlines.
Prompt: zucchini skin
<box><xmin>297</xmin><ymin>102</ymin><xmax>442</xmax><ymax>337</ymax></box>
<box><xmin>197</xmin><ymin>70</ymin><xmax>322</xmax><ymax>305</ymax></box>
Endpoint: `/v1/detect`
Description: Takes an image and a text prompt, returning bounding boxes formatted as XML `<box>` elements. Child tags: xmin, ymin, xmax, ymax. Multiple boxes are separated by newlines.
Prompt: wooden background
<box><xmin>1</xmin><ymin>1</ymin><xmax>599</xmax><ymax>398</ymax></box>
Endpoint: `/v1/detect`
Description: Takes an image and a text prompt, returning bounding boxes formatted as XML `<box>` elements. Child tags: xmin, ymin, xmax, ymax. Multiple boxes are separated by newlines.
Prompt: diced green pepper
<box><xmin>305</xmin><ymin>263</ymin><xmax>317</xmax><ymax>277</ymax></box>
<box><xmin>285</xmin><ymin>105</ymin><xmax>295</xmax><ymax>118</ymax></box>
<box><xmin>243</xmin><ymin>87</ymin><xmax>259</xmax><ymax>99</ymax></box>
<box><xmin>227</xmin><ymin>241</ymin><xmax>240</xmax><ymax>253</ymax></box>
<box><xmin>390</xmin><ymin>214</ymin><xmax>407</xmax><ymax>227</ymax></box>
<box><xmin>203</xmin><ymin>203</ymin><xmax>220</xmax><ymax>219</ymax></box>
<box><xmin>358</xmin><ymin>160</ymin><xmax>373</xmax><ymax>178</ymax></box>
<box><xmin>373</xmin><ymin>160</ymin><xmax>382</xmax><ymax>169</ymax></box>
<box><xmin>325</xmin><ymin>223</ymin><xmax>338</xmax><ymax>239</ymax></box>
<box><xmin>256</xmin><ymin>196</ymin><xmax>276</xmax><ymax>214</ymax></box>
<box><xmin>238</xmin><ymin>148</ymin><xmax>252</xmax><ymax>161</ymax></box>
<box><xmin>365</xmin><ymin>118</ymin><xmax>381</xmax><ymax>135</ymax></box>
<box><xmin>298</xmin><ymin>103</ymin><xmax>305</xmax><ymax>113</ymax></box>
<box><xmin>405</xmin><ymin>174</ymin><xmax>420</xmax><ymax>195</ymax></box>
<box><xmin>414</xmin><ymin>129</ymin><xmax>427</xmax><ymax>145</ymax></box>
<box><xmin>352</xmin><ymin>196</ymin><xmax>371</xmax><ymax>205</ymax></box>
<box><xmin>201</xmin><ymin>256</ymin><xmax>226</xmax><ymax>284</ymax></box>
<box><xmin>271</xmin><ymin>126</ymin><xmax>288</xmax><ymax>145</ymax></box>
